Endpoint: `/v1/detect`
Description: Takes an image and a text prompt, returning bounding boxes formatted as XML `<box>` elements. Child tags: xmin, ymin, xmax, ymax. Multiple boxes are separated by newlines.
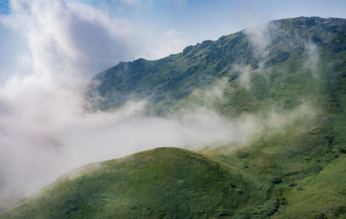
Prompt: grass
<box><xmin>0</xmin><ymin>148</ymin><xmax>269</xmax><ymax>219</ymax></box>
<box><xmin>2</xmin><ymin>17</ymin><xmax>346</xmax><ymax>218</ymax></box>
<box><xmin>279</xmin><ymin>154</ymin><xmax>346</xmax><ymax>218</ymax></box>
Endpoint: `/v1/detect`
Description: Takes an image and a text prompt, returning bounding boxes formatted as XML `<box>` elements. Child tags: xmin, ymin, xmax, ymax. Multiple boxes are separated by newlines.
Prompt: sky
<box><xmin>0</xmin><ymin>0</ymin><xmax>346</xmax><ymax>82</ymax></box>
<box><xmin>0</xmin><ymin>0</ymin><xmax>345</xmax><ymax>207</ymax></box>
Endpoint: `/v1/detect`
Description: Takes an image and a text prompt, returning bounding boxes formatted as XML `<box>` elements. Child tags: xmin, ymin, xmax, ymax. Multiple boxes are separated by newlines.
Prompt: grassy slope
<box><xmin>91</xmin><ymin>17</ymin><xmax>346</xmax><ymax>117</ymax></box>
<box><xmin>0</xmin><ymin>148</ymin><xmax>272</xmax><ymax>219</ymax></box>
<box><xmin>2</xmin><ymin>17</ymin><xmax>346</xmax><ymax>218</ymax></box>
<box><xmin>199</xmin><ymin>49</ymin><xmax>346</xmax><ymax>217</ymax></box>
<box><xmin>198</xmin><ymin>48</ymin><xmax>346</xmax><ymax>218</ymax></box>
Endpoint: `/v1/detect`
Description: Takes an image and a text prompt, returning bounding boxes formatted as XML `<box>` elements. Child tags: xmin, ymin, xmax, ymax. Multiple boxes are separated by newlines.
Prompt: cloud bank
<box><xmin>0</xmin><ymin>0</ymin><xmax>321</xmax><ymax>211</ymax></box>
<box><xmin>0</xmin><ymin>0</ymin><xmax>254</xmax><ymax>209</ymax></box>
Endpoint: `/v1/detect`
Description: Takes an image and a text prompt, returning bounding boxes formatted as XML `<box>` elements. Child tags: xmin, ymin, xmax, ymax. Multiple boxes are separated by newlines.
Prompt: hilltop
<box><xmin>2</xmin><ymin>17</ymin><xmax>346</xmax><ymax>218</ymax></box>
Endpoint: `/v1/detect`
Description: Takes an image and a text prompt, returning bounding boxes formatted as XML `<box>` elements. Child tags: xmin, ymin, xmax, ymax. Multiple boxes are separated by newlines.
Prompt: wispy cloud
<box><xmin>0</xmin><ymin>0</ymin><xmax>190</xmax><ymax>208</ymax></box>
<box><xmin>0</xmin><ymin>0</ymin><xmax>251</xmax><ymax>208</ymax></box>
<box><xmin>1</xmin><ymin>0</ymin><xmax>141</xmax><ymax>80</ymax></box>
<box><xmin>151</xmin><ymin>28</ymin><xmax>187</xmax><ymax>59</ymax></box>
<box><xmin>0</xmin><ymin>0</ymin><xmax>326</xmax><ymax>211</ymax></box>
<box><xmin>303</xmin><ymin>40</ymin><xmax>320</xmax><ymax>78</ymax></box>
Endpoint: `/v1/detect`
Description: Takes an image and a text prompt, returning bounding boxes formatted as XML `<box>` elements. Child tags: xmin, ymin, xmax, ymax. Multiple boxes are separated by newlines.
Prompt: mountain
<box><xmin>2</xmin><ymin>16</ymin><xmax>346</xmax><ymax>219</ymax></box>
<box><xmin>90</xmin><ymin>16</ymin><xmax>346</xmax><ymax>117</ymax></box>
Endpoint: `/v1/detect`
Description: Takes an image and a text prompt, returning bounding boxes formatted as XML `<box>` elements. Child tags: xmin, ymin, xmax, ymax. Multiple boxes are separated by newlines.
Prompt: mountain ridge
<box><xmin>2</xmin><ymin>16</ymin><xmax>346</xmax><ymax>218</ymax></box>
<box><xmin>89</xmin><ymin>16</ymin><xmax>346</xmax><ymax>116</ymax></box>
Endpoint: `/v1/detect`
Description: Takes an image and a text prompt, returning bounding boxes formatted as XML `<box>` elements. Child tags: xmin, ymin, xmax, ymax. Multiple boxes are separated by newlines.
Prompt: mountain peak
<box><xmin>4</xmin><ymin>16</ymin><xmax>346</xmax><ymax>219</ymax></box>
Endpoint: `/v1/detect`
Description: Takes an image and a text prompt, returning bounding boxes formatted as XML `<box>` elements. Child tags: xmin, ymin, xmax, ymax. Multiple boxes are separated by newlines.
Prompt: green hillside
<box><xmin>0</xmin><ymin>148</ymin><xmax>273</xmax><ymax>219</ymax></box>
<box><xmin>2</xmin><ymin>16</ymin><xmax>346</xmax><ymax>218</ymax></box>
<box><xmin>90</xmin><ymin>16</ymin><xmax>346</xmax><ymax>118</ymax></box>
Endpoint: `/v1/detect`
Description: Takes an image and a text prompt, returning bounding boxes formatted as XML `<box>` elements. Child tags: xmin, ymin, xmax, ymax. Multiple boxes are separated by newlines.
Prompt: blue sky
<box><xmin>1</xmin><ymin>0</ymin><xmax>346</xmax><ymax>49</ymax></box>
<box><xmin>0</xmin><ymin>0</ymin><xmax>345</xmax><ymax>83</ymax></box>
<box><xmin>0</xmin><ymin>0</ymin><xmax>9</xmax><ymax>14</ymax></box>
<box><xmin>150</xmin><ymin>0</ymin><xmax>346</xmax><ymax>43</ymax></box>
<box><xmin>0</xmin><ymin>0</ymin><xmax>345</xmax><ymax>202</ymax></box>
<box><xmin>67</xmin><ymin>0</ymin><xmax>346</xmax><ymax>43</ymax></box>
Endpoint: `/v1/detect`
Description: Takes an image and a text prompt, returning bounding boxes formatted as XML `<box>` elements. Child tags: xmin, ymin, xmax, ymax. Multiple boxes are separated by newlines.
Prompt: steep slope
<box><xmin>87</xmin><ymin>17</ymin><xmax>346</xmax><ymax>218</ymax></box>
<box><xmin>90</xmin><ymin>16</ymin><xmax>346</xmax><ymax>117</ymax></box>
<box><xmin>2</xmin><ymin>17</ymin><xmax>346</xmax><ymax>219</ymax></box>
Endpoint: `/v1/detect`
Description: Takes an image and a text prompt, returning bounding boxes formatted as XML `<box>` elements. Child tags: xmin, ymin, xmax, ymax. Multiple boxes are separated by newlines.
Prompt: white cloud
<box><xmin>151</xmin><ymin>28</ymin><xmax>187</xmax><ymax>59</ymax></box>
<box><xmin>236</xmin><ymin>1</ymin><xmax>273</xmax><ymax>58</ymax></box>
<box><xmin>0</xmin><ymin>0</ymin><xmax>321</xmax><ymax>211</ymax></box>
<box><xmin>0</xmin><ymin>0</ymin><xmax>140</xmax><ymax>207</ymax></box>
<box><xmin>232</xmin><ymin>64</ymin><xmax>253</xmax><ymax>90</ymax></box>
<box><xmin>0</xmin><ymin>0</ymin><xmax>242</xmax><ymax>208</ymax></box>
<box><xmin>1</xmin><ymin>0</ymin><xmax>140</xmax><ymax>80</ymax></box>
<box><xmin>304</xmin><ymin>40</ymin><xmax>320</xmax><ymax>78</ymax></box>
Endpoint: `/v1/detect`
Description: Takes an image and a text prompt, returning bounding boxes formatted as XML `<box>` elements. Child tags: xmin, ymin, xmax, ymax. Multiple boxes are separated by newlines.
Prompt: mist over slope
<box><xmin>1</xmin><ymin>16</ymin><xmax>346</xmax><ymax>218</ymax></box>
<box><xmin>0</xmin><ymin>0</ymin><xmax>241</xmax><ymax>210</ymax></box>
<box><xmin>91</xmin><ymin>16</ymin><xmax>346</xmax><ymax>117</ymax></box>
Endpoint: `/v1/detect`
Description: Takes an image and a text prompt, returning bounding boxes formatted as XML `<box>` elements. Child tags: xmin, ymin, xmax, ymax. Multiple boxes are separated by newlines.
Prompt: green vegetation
<box><xmin>0</xmin><ymin>148</ymin><xmax>270</xmax><ymax>219</ymax></box>
<box><xmin>2</xmin><ymin>17</ymin><xmax>346</xmax><ymax>218</ymax></box>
